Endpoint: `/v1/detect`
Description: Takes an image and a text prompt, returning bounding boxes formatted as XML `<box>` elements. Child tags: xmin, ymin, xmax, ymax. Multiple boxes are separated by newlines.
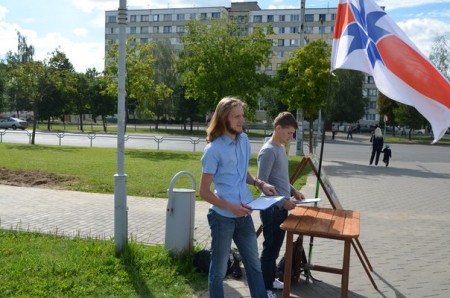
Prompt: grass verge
<box><xmin>0</xmin><ymin>143</ymin><xmax>310</xmax><ymax>198</ymax></box>
<box><xmin>0</xmin><ymin>229</ymin><xmax>206</xmax><ymax>297</ymax></box>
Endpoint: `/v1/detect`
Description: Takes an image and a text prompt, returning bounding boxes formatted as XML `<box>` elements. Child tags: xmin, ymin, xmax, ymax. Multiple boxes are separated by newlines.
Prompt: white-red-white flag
<box><xmin>331</xmin><ymin>0</ymin><xmax>450</xmax><ymax>143</ymax></box>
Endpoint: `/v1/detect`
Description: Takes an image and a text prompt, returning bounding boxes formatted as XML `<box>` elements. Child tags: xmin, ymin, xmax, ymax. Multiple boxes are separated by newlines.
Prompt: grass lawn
<box><xmin>0</xmin><ymin>142</ymin><xmax>311</xmax><ymax>297</ymax></box>
<box><xmin>0</xmin><ymin>143</ymin><xmax>310</xmax><ymax>198</ymax></box>
<box><xmin>0</xmin><ymin>230</ymin><xmax>205</xmax><ymax>297</ymax></box>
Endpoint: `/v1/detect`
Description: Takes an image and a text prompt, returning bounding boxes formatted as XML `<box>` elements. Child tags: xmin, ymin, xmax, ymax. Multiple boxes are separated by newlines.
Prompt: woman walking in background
<box><xmin>370</xmin><ymin>127</ymin><xmax>384</xmax><ymax>166</ymax></box>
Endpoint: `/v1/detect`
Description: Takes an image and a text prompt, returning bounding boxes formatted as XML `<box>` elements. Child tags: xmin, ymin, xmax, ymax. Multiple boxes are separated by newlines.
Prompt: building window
<box><xmin>278</xmin><ymin>27</ymin><xmax>285</xmax><ymax>34</ymax></box>
<box><xmin>163</xmin><ymin>14</ymin><xmax>172</xmax><ymax>21</ymax></box>
<box><xmin>253</xmin><ymin>15</ymin><xmax>262</xmax><ymax>23</ymax></box>
<box><xmin>291</xmin><ymin>14</ymin><xmax>299</xmax><ymax>22</ymax></box>
<box><xmin>267</xmin><ymin>15</ymin><xmax>274</xmax><ymax>22</ymax></box>
<box><xmin>277</xmin><ymin>39</ymin><xmax>284</xmax><ymax>46</ymax></box>
<box><xmin>236</xmin><ymin>16</ymin><xmax>246</xmax><ymax>23</ymax></box>
<box><xmin>176</xmin><ymin>25</ymin><xmax>185</xmax><ymax>33</ymax></box>
<box><xmin>319</xmin><ymin>14</ymin><xmax>326</xmax><ymax>23</ymax></box>
<box><xmin>107</xmin><ymin>39</ymin><xmax>114</xmax><ymax>45</ymax></box>
<box><xmin>319</xmin><ymin>26</ymin><xmax>325</xmax><ymax>34</ymax></box>
<box><xmin>130</xmin><ymin>27</ymin><xmax>136</xmax><ymax>34</ymax></box>
<box><xmin>190</xmin><ymin>13</ymin><xmax>196</xmax><ymax>20</ymax></box>
<box><xmin>140</xmin><ymin>38</ymin><xmax>148</xmax><ymax>43</ymax></box>
<box><xmin>141</xmin><ymin>26</ymin><xmax>149</xmax><ymax>34</ymax></box>
<box><xmin>107</xmin><ymin>16</ymin><xmax>116</xmax><ymax>23</ymax></box>
<box><xmin>290</xmin><ymin>26</ymin><xmax>299</xmax><ymax>34</ymax></box>
<box><xmin>368</xmin><ymin>89</ymin><xmax>378</xmax><ymax>96</ymax></box>
<box><xmin>277</xmin><ymin>51</ymin><xmax>284</xmax><ymax>58</ymax></box>
<box><xmin>305</xmin><ymin>14</ymin><xmax>314</xmax><ymax>22</ymax></box>
<box><xmin>305</xmin><ymin>26</ymin><xmax>313</xmax><ymax>34</ymax></box>
<box><xmin>276</xmin><ymin>63</ymin><xmax>282</xmax><ymax>69</ymax></box>
<box><xmin>279</xmin><ymin>15</ymin><xmax>286</xmax><ymax>22</ymax></box>
<box><xmin>368</xmin><ymin>101</ymin><xmax>377</xmax><ymax>109</ymax></box>
<box><xmin>331</xmin><ymin>13</ymin><xmax>336</xmax><ymax>21</ymax></box>
<box><xmin>153</xmin><ymin>26</ymin><xmax>159</xmax><ymax>33</ymax></box>
<box><xmin>163</xmin><ymin>26</ymin><xmax>172</xmax><ymax>33</ymax></box>
<box><xmin>177</xmin><ymin>14</ymin><xmax>185</xmax><ymax>21</ymax></box>
<box><xmin>212</xmin><ymin>12</ymin><xmax>220</xmax><ymax>19</ymax></box>
<box><xmin>367</xmin><ymin>76</ymin><xmax>375</xmax><ymax>84</ymax></box>
<box><xmin>140</xmin><ymin>15</ymin><xmax>149</xmax><ymax>22</ymax></box>
<box><xmin>267</xmin><ymin>63</ymin><xmax>272</xmax><ymax>71</ymax></box>
<box><xmin>200</xmin><ymin>13</ymin><xmax>207</xmax><ymax>20</ymax></box>
<box><xmin>153</xmin><ymin>14</ymin><xmax>159</xmax><ymax>22</ymax></box>
<box><xmin>130</xmin><ymin>15</ymin><xmax>137</xmax><ymax>22</ymax></box>
<box><xmin>290</xmin><ymin>39</ymin><xmax>297</xmax><ymax>46</ymax></box>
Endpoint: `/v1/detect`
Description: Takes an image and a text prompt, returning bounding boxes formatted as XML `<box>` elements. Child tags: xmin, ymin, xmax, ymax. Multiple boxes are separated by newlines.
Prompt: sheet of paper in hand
<box><xmin>295</xmin><ymin>198</ymin><xmax>321</xmax><ymax>205</ymax></box>
<box><xmin>247</xmin><ymin>196</ymin><xmax>285</xmax><ymax>210</ymax></box>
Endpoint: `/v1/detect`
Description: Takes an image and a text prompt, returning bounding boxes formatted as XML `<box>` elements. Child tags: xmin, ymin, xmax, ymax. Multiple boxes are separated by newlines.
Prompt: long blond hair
<box><xmin>206</xmin><ymin>96</ymin><xmax>245</xmax><ymax>143</ymax></box>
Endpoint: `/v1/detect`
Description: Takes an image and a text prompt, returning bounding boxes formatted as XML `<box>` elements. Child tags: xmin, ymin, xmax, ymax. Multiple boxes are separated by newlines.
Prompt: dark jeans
<box><xmin>370</xmin><ymin>148</ymin><xmax>382</xmax><ymax>165</ymax></box>
<box><xmin>260</xmin><ymin>206</ymin><xmax>288</xmax><ymax>290</ymax></box>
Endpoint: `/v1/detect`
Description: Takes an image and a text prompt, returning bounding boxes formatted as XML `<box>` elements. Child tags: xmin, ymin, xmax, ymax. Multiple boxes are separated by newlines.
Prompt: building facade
<box><xmin>105</xmin><ymin>1</ymin><xmax>378</xmax><ymax>126</ymax></box>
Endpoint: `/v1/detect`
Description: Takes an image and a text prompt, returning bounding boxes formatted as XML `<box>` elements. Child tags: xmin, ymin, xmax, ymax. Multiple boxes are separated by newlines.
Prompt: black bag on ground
<box><xmin>193</xmin><ymin>248</ymin><xmax>242</xmax><ymax>279</ymax></box>
<box><xmin>276</xmin><ymin>236</ymin><xmax>308</xmax><ymax>282</ymax></box>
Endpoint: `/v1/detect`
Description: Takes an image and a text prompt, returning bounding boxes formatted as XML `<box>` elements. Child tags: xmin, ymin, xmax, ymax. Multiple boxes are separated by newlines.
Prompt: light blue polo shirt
<box><xmin>201</xmin><ymin>133</ymin><xmax>253</xmax><ymax>218</ymax></box>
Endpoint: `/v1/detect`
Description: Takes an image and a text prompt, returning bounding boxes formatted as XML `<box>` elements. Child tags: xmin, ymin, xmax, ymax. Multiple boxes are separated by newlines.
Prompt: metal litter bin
<box><xmin>165</xmin><ymin>171</ymin><xmax>196</xmax><ymax>254</ymax></box>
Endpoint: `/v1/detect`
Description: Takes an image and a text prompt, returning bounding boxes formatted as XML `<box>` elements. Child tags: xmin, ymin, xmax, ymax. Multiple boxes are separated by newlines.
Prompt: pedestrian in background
<box><xmin>199</xmin><ymin>96</ymin><xmax>276</xmax><ymax>298</ymax></box>
<box><xmin>382</xmin><ymin>145</ymin><xmax>392</xmax><ymax>167</ymax></box>
<box><xmin>370</xmin><ymin>127</ymin><xmax>384</xmax><ymax>166</ymax></box>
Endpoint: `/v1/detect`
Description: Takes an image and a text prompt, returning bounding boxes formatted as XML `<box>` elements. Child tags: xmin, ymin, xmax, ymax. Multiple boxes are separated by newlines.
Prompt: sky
<box><xmin>0</xmin><ymin>0</ymin><xmax>449</xmax><ymax>73</ymax></box>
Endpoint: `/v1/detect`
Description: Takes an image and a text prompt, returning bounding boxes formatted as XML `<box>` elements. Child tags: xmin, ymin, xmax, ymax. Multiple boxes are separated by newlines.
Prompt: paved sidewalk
<box><xmin>1</xmin><ymin>144</ymin><xmax>450</xmax><ymax>297</ymax></box>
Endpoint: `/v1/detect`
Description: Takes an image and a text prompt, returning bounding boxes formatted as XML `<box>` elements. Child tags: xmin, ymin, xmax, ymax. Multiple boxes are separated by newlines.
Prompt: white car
<box><xmin>0</xmin><ymin>117</ymin><xmax>29</xmax><ymax>130</ymax></box>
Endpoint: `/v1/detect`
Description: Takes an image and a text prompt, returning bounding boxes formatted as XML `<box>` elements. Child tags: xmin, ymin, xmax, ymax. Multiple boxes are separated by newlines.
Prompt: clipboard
<box><xmin>247</xmin><ymin>196</ymin><xmax>285</xmax><ymax>210</ymax></box>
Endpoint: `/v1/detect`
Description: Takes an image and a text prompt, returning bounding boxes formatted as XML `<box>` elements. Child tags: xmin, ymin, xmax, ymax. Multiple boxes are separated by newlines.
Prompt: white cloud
<box><xmin>73</xmin><ymin>28</ymin><xmax>89</xmax><ymax>37</ymax></box>
<box><xmin>398</xmin><ymin>17</ymin><xmax>450</xmax><ymax>56</ymax></box>
<box><xmin>377</xmin><ymin>0</ymin><xmax>450</xmax><ymax>11</ymax></box>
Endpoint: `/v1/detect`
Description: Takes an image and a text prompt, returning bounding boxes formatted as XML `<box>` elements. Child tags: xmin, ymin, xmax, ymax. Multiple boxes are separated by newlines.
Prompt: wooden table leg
<box><xmin>341</xmin><ymin>239</ymin><xmax>351</xmax><ymax>298</ymax></box>
<box><xmin>283</xmin><ymin>231</ymin><xmax>293</xmax><ymax>298</ymax></box>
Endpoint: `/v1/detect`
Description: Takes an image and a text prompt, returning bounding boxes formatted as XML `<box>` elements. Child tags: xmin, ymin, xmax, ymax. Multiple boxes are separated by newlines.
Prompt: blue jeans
<box><xmin>260</xmin><ymin>206</ymin><xmax>288</xmax><ymax>290</ymax></box>
<box><xmin>207</xmin><ymin>209</ymin><xmax>267</xmax><ymax>298</ymax></box>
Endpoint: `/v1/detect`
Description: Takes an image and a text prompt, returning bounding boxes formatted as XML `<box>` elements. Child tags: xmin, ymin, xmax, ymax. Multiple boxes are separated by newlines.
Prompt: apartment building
<box><xmin>105</xmin><ymin>1</ymin><xmax>378</xmax><ymax>126</ymax></box>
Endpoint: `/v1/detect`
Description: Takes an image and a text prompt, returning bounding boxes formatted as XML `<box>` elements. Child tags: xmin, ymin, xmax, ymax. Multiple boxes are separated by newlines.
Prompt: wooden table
<box><xmin>280</xmin><ymin>206</ymin><xmax>360</xmax><ymax>298</ymax></box>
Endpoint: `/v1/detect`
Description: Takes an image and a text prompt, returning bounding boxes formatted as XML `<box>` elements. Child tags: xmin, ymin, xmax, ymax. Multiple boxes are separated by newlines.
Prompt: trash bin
<box><xmin>165</xmin><ymin>171</ymin><xmax>196</xmax><ymax>254</ymax></box>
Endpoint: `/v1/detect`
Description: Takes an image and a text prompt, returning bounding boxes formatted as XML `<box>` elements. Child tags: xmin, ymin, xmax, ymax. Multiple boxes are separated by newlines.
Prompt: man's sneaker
<box><xmin>273</xmin><ymin>278</ymin><xmax>284</xmax><ymax>290</ymax></box>
<box><xmin>267</xmin><ymin>290</ymin><xmax>277</xmax><ymax>298</ymax></box>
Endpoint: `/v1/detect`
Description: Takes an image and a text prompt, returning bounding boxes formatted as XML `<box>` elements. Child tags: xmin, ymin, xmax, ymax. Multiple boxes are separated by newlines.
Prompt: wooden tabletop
<box><xmin>280</xmin><ymin>206</ymin><xmax>360</xmax><ymax>239</ymax></box>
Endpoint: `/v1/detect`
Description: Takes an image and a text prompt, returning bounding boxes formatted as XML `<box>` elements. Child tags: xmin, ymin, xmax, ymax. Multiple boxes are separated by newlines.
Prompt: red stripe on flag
<box><xmin>333</xmin><ymin>3</ymin><xmax>355</xmax><ymax>40</ymax></box>
<box><xmin>378</xmin><ymin>36</ymin><xmax>450</xmax><ymax>110</ymax></box>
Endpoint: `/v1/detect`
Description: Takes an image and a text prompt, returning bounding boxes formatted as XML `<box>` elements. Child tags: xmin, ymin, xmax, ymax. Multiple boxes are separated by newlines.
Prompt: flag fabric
<box><xmin>331</xmin><ymin>0</ymin><xmax>450</xmax><ymax>143</ymax></box>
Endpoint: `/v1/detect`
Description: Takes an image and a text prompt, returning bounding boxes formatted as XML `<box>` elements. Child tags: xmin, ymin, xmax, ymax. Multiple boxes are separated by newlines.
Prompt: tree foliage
<box><xmin>104</xmin><ymin>37</ymin><xmax>172</xmax><ymax>125</ymax></box>
<box><xmin>328</xmin><ymin>69</ymin><xmax>367</xmax><ymax>124</ymax></box>
<box><xmin>177</xmin><ymin>18</ymin><xmax>273</xmax><ymax>118</ymax></box>
<box><xmin>429</xmin><ymin>34</ymin><xmax>450</xmax><ymax>80</ymax></box>
<box><xmin>277</xmin><ymin>39</ymin><xmax>332</xmax><ymax>149</ymax></box>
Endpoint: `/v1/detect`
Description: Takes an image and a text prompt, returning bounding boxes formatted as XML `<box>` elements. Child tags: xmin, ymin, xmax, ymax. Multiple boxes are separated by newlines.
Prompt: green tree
<box><xmin>377</xmin><ymin>92</ymin><xmax>399</xmax><ymax>135</ymax></box>
<box><xmin>104</xmin><ymin>37</ymin><xmax>172</xmax><ymax>128</ymax></box>
<box><xmin>148</xmin><ymin>39</ymin><xmax>179</xmax><ymax>129</ymax></box>
<box><xmin>177</xmin><ymin>18</ymin><xmax>273</xmax><ymax>118</ymax></box>
<box><xmin>4</xmin><ymin>31</ymin><xmax>35</xmax><ymax>117</ymax></box>
<box><xmin>394</xmin><ymin>103</ymin><xmax>427</xmax><ymax>140</ymax></box>
<box><xmin>277</xmin><ymin>39</ymin><xmax>332</xmax><ymax>149</ymax></box>
<box><xmin>39</xmin><ymin>49</ymin><xmax>77</xmax><ymax>130</ymax></box>
<box><xmin>328</xmin><ymin>69</ymin><xmax>367</xmax><ymax>125</ymax></box>
<box><xmin>88</xmin><ymin>70</ymin><xmax>116</xmax><ymax>133</ymax></box>
<box><xmin>429</xmin><ymin>34</ymin><xmax>449</xmax><ymax>80</ymax></box>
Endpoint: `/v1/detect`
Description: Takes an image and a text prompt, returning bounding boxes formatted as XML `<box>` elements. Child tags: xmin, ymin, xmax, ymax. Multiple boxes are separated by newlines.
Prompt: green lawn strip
<box><xmin>0</xmin><ymin>143</ymin><xmax>309</xmax><ymax>198</ymax></box>
<box><xmin>0</xmin><ymin>230</ymin><xmax>206</xmax><ymax>297</ymax></box>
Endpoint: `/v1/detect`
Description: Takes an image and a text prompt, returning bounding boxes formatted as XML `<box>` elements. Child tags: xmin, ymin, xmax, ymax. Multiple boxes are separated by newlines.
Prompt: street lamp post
<box><xmin>296</xmin><ymin>0</ymin><xmax>306</xmax><ymax>155</ymax></box>
<box><xmin>114</xmin><ymin>0</ymin><xmax>128</xmax><ymax>256</ymax></box>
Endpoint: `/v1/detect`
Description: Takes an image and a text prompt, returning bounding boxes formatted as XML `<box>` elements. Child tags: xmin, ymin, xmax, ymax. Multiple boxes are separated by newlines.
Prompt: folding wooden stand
<box><xmin>288</xmin><ymin>155</ymin><xmax>377</xmax><ymax>290</ymax></box>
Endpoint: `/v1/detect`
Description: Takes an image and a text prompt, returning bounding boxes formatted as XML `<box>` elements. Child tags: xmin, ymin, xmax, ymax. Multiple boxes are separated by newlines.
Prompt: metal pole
<box><xmin>114</xmin><ymin>0</ymin><xmax>128</xmax><ymax>256</ymax></box>
<box><xmin>296</xmin><ymin>0</ymin><xmax>306</xmax><ymax>156</ymax></box>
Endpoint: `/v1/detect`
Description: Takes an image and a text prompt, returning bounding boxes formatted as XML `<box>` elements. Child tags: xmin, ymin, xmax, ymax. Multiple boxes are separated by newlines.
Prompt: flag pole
<box><xmin>305</xmin><ymin>70</ymin><xmax>333</xmax><ymax>283</ymax></box>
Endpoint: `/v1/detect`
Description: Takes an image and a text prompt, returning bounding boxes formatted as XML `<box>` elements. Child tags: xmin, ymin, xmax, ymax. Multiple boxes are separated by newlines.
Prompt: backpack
<box><xmin>276</xmin><ymin>236</ymin><xmax>308</xmax><ymax>282</ymax></box>
<box><xmin>193</xmin><ymin>248</ymin><xmax>242</xmax><ymax>279</ymax></box>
